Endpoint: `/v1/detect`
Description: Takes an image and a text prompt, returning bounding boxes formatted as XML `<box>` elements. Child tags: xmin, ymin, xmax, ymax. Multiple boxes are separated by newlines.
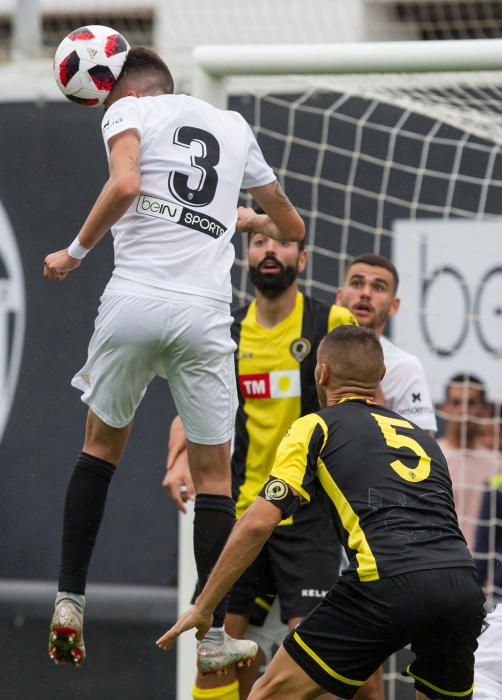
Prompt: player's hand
<box><xmin>44</xmin><ymin>249</ymin><xmax>81</xmax><ymax>280</ymax></box>
<box><xmin>162</xmin><ymin>450</ymin><xmax>195</xmax><ymax>513</ymax></box>
<box><xmin>156</xmin><ymin>605</ymin><xmax>213</xmax><ymax>651</ymax></box>
<box><xmin>236</xmin><ymin>206</ymin><xmax>258</xmax><ymax>233</ymax></box>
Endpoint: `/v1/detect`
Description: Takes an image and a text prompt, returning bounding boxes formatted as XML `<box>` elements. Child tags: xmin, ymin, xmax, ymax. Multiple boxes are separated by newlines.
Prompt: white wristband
<box><xmin>67</xmin><ymin>236</ymin><xmax>91</xmax><ymax>260</ymax></box>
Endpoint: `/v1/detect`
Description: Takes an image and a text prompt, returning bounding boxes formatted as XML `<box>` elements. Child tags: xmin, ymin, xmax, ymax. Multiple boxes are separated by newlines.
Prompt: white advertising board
<box><xmin>393</xmin><ymin>218</ymin><xmax>502</xmax><ymax>404</ymax></box>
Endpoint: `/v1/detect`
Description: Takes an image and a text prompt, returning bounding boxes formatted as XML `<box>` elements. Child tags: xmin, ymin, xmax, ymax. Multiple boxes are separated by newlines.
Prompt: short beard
<box><xmin>249</xmin><ymin>263</ymin><xmax>297</xmax><ymax>299</ymax></box>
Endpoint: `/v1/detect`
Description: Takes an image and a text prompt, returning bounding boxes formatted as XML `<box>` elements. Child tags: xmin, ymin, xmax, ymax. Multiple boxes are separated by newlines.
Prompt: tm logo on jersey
<box><xmin>239</xmin><ymin>371</ymin><xmax>301</xmax><ymax>399</ymax></box>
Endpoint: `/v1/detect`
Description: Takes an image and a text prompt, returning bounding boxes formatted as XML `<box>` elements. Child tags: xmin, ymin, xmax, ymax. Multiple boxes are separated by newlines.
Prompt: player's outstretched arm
<box><xmin>239</xmin><ymin>180</ymin><xmax>305</xmax><ymax>242</ymax></box>
<box><xmin>156</xmin><ymin>497</ymin><xmax>282</xmax><ymax>650</ymax></box>
<box><xmin>43</xmin><ymin>129</ymin><xmax>140</xmax><ymax>281</ymax></box>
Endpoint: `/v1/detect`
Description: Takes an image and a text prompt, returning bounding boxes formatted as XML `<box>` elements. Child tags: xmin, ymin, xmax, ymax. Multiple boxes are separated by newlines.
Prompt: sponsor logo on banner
<box><xmin>0</xmin><ymin>200</ymin><xmax>25</xmax><ymax>445</ymax></box>
<box><xmin>239</xmin><ymin>370</ymin><xmax>301</xmax><ymax>399</ymax></box>
<box><xmin>393</xmin><ymin>219</ymin><xmax>502</xmax><ymax>402</ymax></box>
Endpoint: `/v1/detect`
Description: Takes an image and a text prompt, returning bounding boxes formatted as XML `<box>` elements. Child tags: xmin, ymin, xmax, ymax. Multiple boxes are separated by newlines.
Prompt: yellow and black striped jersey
<box><xmin>270</xmin><ymin>397</ymin><xmax>474</xmax><ymax>580</ymax></box>
<box><xmin>231</xmin><ymin>292</ymin><xmax>356</xmax><ymax>520</ymax></box>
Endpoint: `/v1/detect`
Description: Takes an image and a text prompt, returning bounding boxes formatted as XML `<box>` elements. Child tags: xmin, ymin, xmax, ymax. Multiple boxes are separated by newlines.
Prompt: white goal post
<box><xmin>177</xmin><ymin>39</ymin><xmax>502</xmax><ymax>700</ymax></box>
<box><xmin>192</xmin><ymin>38</ymin><xmax>502</xmax><ymax>107</ymax></box>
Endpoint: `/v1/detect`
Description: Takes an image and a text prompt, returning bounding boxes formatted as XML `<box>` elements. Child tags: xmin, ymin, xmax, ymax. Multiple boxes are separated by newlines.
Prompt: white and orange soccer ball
<box><xmin>54</xmin><ymin>25</ymin><xmax>130</xmax><ymax>107</ymax></box>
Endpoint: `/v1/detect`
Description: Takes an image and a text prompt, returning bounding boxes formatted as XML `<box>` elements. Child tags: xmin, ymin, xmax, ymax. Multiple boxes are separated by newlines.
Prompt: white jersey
<box><xmin>101</xmin><ymin>94</ymin><xmax>275</xmax><ymax>303</ymax></box>
<box><xmin>380</xmin><ymin>336</ymin><xmax>437</xmax><ymax>432</ymax></box>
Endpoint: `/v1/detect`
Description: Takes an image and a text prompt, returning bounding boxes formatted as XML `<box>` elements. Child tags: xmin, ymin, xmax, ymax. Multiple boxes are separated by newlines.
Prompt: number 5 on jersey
<box><xmin>371</xmin><ymin>413</ymin><xmax>431</xmax><ymax>483</ymax></box>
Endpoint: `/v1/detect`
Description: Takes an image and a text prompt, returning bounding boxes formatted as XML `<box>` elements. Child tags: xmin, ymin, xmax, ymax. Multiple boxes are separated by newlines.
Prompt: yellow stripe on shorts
<box><xmin>293</xmin><ymin>632</ymin><xmax>365</xmax><ymax>687</ymax></box>
<box><xmin>405</xmin><ymin>665</ymin><xmax>474</xmax><ymax>697</ymax></box>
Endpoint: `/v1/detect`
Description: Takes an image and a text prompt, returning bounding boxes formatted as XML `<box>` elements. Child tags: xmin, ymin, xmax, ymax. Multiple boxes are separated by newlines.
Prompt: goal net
<box><xmin>230</xmin><ymin>69</ymin><xmax>502</xmax><ymax>305</ymax></box>
<box><xmin>235</xmin><ymin>68</ymin><xmax>502</xmax><ymax>699</ymax></box>
<box><xmin>176</xmin><ymin>41</ymin><xmax>502</xmax><ymax>700</ymax></box>
<box><xmin>228</xmin><ymin>73</ymin><xmax>502</xmax><ymax>697</ymax></box>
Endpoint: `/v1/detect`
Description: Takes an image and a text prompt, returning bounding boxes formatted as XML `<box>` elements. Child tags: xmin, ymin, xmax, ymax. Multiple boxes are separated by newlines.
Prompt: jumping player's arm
<box><xmin>237</xmin><ymin>180</ymin><xmax>305</xmax><ymax>243</ymax></box>
<box><xmin>43</xmin><ymin>129</ymin><xmax>140</xmax><ymax>281</ymax></box>
<box><xmin>156</xmin><ymin>495</ymin><xmax>286</xmax><ymax>650</ymax></box>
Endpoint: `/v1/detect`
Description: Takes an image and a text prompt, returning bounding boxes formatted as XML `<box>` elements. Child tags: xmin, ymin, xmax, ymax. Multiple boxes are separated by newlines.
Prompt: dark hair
<box><xmin>320</xmin><ymin>325</ymin><xmax>384</xmax><ymax>385</ymax></box>
<box><xmin>446</xmin><ymin>373</ymin><xmax>487</xmax><ymax>402</ymax></box>
<box><xmin>322</xmin><ymin>325</ymin><xmax>383</xmax><ymax>358</ymax></box>
<box><xmin>116</xmin><ymin>47</ymin><xmax>174</xmax><ymax>94</ymax></box>
<box><xmin>247</xmin><ymin>205</ymin><xmax>305</xmax><ymax>251</ymax></box>
<box><xmin>345</xmin><ymin>254</ymin><xmax>399</xmax><ymax>293</ymax></box>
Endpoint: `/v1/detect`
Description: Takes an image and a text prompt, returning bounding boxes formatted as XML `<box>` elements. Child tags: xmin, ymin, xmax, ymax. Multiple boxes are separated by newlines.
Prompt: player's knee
<box><xmin>83</xmin><ymin>411</ymin><xmax>131</xmax><ymax>465</ymax></box>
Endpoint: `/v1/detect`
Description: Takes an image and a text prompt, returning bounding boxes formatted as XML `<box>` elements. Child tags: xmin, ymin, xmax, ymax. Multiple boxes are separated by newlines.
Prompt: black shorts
<box><xmin>283</xmin><ymin>567</ymin><xmax>485</xmax><ymax>699</ymax></box>
<box><xmin>227</xmin><ymin>514</ymin><xmax>341</xmax><ymax>625</ymax></box>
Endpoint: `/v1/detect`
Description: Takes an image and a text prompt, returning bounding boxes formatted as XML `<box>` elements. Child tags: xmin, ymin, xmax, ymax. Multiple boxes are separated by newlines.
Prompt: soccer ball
<box><xmin>54</xmin><ymin>25</ymin><xmax>130</xmax><ymax>107</ymax></box>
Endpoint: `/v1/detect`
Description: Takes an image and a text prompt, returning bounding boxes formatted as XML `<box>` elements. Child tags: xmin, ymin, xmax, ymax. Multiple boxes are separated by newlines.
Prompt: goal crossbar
<box><xmin>193</xmin><ymin>38</ymin><xmax>502</xmax><ymax>106</ymax></box>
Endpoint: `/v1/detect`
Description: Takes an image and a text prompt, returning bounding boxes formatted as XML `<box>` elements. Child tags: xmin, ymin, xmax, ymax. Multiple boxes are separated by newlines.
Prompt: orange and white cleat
<box><xmin>197</xmin><ymin>633</ymin><xmax>258</xmax><ymax>676</ymax></box>
<box><xmin>48</xmin><ymin>599</ymin><xmax>86</xmax><ymax>668</ymax></box>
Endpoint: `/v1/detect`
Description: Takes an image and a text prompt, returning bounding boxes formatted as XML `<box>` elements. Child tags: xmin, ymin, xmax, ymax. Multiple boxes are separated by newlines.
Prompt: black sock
<box><xmin>193</xmin><ymin>494</ymin><xmax>235</xmax><ymax>628</ymax></box>
<box><xmin>58</xmin><ymin>451</ymin><xmax>115</xmax><ymax>595</ymax></box>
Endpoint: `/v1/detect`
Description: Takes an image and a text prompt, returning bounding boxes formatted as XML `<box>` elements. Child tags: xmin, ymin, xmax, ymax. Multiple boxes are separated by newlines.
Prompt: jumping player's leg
<box><xmin>187</xmin><ymin>439</ymin><xmax>258</xmax><ymax>675</ymax></box>
<box><xmin>58</xmin><ymin>409</ymin><xmax>132</xmax><ymax>592</ymax></box>
<box><xmin>165</xmin><ymin>298</ymin><xmax>254</xmax><ymax>674</ymax></box>
<box><xmin>187</xmin><ymin>438</ymin><xmax>235</xmax><ymax>629</ymax></box>
<box><xmin>49</xmin><ymin>292</ymin><xmax>169</xmax><ymax>666</ymax></box>
<box><xmin>49</xmin><ymin>410</ymin><xmax>132</xmax><ymax>666</ymax></box>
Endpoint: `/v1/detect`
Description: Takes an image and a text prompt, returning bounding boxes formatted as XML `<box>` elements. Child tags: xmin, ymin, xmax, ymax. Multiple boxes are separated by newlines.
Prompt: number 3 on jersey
<box><xmin>168</xmin><ymin>126</ymin><xmax>220</xmax><ymax>207</ymax></box>
<box><xmin>371</xmin><ymin>413</ymin><xmax>431</xmax><ymax>483</ymax></box>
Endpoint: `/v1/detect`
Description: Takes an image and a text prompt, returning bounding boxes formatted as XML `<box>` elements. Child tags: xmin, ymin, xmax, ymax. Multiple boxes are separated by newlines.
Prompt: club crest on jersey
<box><xmin>290</xmin><ymin>337</ymin><xmax>311</xmax><ymax>362</ymax></box>
<box><xmin>264</xmin><ymin>479</ymin><xmax>288</xmax><ymax>501</ymax></box>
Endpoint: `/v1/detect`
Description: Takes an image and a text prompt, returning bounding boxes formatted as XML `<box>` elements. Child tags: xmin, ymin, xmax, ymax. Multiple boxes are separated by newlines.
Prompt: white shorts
<box><xmin>474</xmin><ymin>604</ymin><xmax>502</xmax><ymax>699</ymax></box>
<box><xmin>245</xmin><ymin>598</ymin><xmax>288</xmax><ymax>667</ymax></box>
<box><xmin>72</xmin><ymin>289</ymin><xmax>237</xmax><ymax>444</ymax></box>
